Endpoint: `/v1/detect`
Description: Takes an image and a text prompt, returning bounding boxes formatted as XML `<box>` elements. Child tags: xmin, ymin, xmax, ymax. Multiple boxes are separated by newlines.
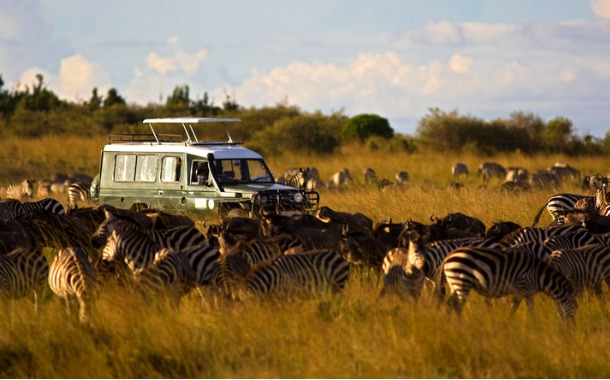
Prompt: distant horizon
<box><xmin>2</xmin><ymin>0</ymin><xmax>609</xmax><ymax>138</ymax></box>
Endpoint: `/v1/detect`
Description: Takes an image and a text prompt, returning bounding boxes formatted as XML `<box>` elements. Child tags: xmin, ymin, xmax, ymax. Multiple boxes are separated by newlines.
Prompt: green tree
<box><xmin>341</xmin><ymin>113</ymin><xmax>394</xmax><ymax>142</ymax></box>
<box><xmin>103</xmin><ymin>88</ymin><xmax>126</xmax><ymax>108</ymax></box>
<box><xmin>543</xmin><ymin>117</ymin><xmax>573</xmax><ymax>153</ymax></box>
<box><xmin>248</xmin><ymin>111</ymin><xmax>344</xmax><ymax>155</ymax></box>
<box><xmin>87</xmin><ymin>87</ymin><xmax>103</xmax><ymax>112</ymax></box>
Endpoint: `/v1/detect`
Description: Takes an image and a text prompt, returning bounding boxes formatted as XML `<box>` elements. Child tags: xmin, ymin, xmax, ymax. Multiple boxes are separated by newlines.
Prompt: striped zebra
<box><xmin>279</xmin><ymin>167</ymin><xmax>310</xmax><ymax>190</ymax></box>
<box><xmin>532</xmin><ymin>193</ymin><xmax>596</xmax><ymax>226</ymax></box>
<box><xmin>0</xmin><ymin>246</ymin><xmax>50</xmax><ymax>312</ymax></box>
<box><xmin>67</xmin><ymin>181</ymin><xmax>92</xmax><ymax>210</ymax></box>
<box><xmin>546</xmin><ymin>244</ymin><xmax>610</xmax><ymax>298</ymax></box>
<box><xmin>4</xmin><ymin>179</ymin><xmax>35</xmax><ymax>200</ymax></box>
<box><xmin>543</xmin><ymin>229</ymin><xmax>604</xmax><ymax>253</ymax></box>
<box><xmin>442</xmin><ymin>246</ymin><xmax>577</xmax><ymax>320</ymax></box>
<box><xmin>100</xmin><ymin>223</ymin><xmax>196</xmax><ymax>302</ymax></box>
<box><xmin>48</xmin><ymin>246</ymin><xmax>97</xmax><ymax>323</ymax></box>
<box><xmin>0</xmin><ymin>197</ymin><xmax>64</xmax><ymax>221</ymax></box>
<box><xmin>91</xmin><ymin>209</ymin><xmax>207</xmax><ymax>251</ymax></box>
<box><xmin>216</xmin><ymin>249</ymin><xmax>349</xmax><ymax>298</ymax></box>
<box><xmin>136</xmin><ymin>247</ymin><xmax>196</xmax><ymax>304</ymax></box>
<box><xmin>500</xmin><ymin>223</ymin><xmax>586</xmax><ymax>250</ymax></box>
<box><xmin>99</xmin><ymin>219</ymin><xmax>216</xmax><ymax>289</ymax></box>
<box><xmin>380</xmin><ymin>231</ymin><xmax>426</xmax><ymax>300</ymax></box>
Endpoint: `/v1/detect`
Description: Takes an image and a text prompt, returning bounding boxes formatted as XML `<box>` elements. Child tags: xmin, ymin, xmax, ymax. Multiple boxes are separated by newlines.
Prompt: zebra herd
<box><xmin>4</xmin><ymin>178</ymin><xmax>610</xmax><ymax>324</ymax></box>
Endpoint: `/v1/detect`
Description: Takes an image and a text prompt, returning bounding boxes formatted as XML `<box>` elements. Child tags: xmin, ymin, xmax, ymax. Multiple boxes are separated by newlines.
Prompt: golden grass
<box><xmin>2</xmin><ymin>137</ymin><xmax>610</xmax><ymax>377</ymax></box>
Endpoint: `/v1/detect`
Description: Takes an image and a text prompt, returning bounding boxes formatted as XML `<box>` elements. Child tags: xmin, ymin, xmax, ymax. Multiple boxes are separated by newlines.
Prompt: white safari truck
<box><xmin>90</xmin><ymin>117</ymin><xmax>319</xmax><ymax>219</ymax></box>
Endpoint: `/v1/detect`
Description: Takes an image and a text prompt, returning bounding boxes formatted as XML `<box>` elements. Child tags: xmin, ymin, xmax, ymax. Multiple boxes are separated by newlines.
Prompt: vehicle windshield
<box><xmin>213</xmin><ymin>159</ymin><xmax>274</xmax><ymax>184</ymax></box>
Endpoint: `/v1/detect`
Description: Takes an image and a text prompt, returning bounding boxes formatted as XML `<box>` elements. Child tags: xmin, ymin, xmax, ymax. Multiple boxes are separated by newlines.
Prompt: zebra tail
<box><xmin>532</xmin><ymin>200</ymin><xmax>549</xmax><ymax>227</ymax></box>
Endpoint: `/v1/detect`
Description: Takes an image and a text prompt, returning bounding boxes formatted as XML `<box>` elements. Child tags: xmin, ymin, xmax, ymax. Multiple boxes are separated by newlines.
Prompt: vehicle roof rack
<box><xmin>143</xmin><ymin>117</ymin><xmax>242</xmax><ymax>144</ymax></box>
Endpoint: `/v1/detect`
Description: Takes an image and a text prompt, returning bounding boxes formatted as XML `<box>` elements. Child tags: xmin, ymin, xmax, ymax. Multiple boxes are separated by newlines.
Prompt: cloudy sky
<box><xmin>2</xmin><ymin>0</ymin><xmax>610</xmax><ymax>137</ymax></box>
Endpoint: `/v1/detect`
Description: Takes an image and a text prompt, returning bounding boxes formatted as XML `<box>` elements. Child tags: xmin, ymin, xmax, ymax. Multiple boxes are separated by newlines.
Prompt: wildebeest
<box><xmin>478</xmin><ymin>162</ymin><xmax>507</xmax><ymax>182</ymax></box>
<box><xmin>451</xmin><ymin>163</ymin><xmax>469</xmax><ymax>180</ymax></box>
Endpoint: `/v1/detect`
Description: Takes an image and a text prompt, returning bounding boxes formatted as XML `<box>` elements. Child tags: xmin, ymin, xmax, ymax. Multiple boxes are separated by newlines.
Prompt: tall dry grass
<box><xmin>1</xmin><ymin>137</ymin><xmax>610</xmax><ymax>377</ymax></box>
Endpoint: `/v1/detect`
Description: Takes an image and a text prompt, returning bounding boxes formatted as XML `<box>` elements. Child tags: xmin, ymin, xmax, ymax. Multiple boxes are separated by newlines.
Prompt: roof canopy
<box><xmin>143</xmin><ymin>117</ymin><xmax>241</xmax><ymax>123</ymax></box>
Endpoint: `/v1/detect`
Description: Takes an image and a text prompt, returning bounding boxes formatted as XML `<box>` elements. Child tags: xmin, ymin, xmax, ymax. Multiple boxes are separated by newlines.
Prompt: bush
<box><xmin>341</xmin><ymin>114</ymin><xmax>394</xmax><ymax>142</ymax></box>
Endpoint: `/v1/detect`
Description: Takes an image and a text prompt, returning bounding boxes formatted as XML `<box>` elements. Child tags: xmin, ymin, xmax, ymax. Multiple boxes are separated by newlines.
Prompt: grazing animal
<box><xmin>4</xmin><ymin>179</ymin><xmax>36</xmax><ymax>200</ymax></box>
<box><xmin>67</xmin><ymin>181</ymin><xmax>92</xmax><ymax>209</ymax></box>
<box><xmin>478</xmin><ymin>162</ymin><xmax>507</xmax><ymax>182</ymax></box>
<box><xmin>451</xmin><ymin>163</ymin><xmax>469</xmax><ymax>180</ymax></box>
<box><xmin>0</xmin><ymin>246</ymin><xmax>50</xmax><ymax>312</ymax></box>
<box><xmin>380</xmin><ymin>231</ymin><xmax>426</xmax><ymax>300</ymax></box>
<box><xmin>219</xmin><ymin>249</ymin><xmax>350</xmax><ymax>298</ymax></box>
<box><xmin>48</xmin><ymin>246</ymin><xmax>97</xmax><ymax>323</ymax></box>
<box><xmin>442</xmin><ymin>246</ymin><xmax>577</xmax><ymax>320</ymax></box>
<box><xmin>327</xmin><ymin>168</ymin><xmax>353</xmax><ymax>189</ymax></box>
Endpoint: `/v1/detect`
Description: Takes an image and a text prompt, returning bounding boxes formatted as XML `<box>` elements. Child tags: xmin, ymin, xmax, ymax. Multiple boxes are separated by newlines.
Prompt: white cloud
<box><xmin>422</xmin><ymin>20</ymin><xmax>463</xmax><ymax>45</ymax></box>
<box><xmin>145</xmin><ymin>53</ymin><xmax>176</xmax><ymax>74</ymax></box>
<box><xmin>591</xmin><ymin>0</ymin><xmax>610</xmax><ymax>18</ymax></box>
<box><xmin>143</xmin><ymin>49</ymin><xmax>207</xmax><ymax>75</ymax></box>
<box><xmin>57</xmin><ymin>54</ymin><xmax>110</xmax><ymax>101</ymax></box>
<box><xmin>448</xmin><ymin>54</ymin><xmax>473</xmax><ymax>73</ymax></box>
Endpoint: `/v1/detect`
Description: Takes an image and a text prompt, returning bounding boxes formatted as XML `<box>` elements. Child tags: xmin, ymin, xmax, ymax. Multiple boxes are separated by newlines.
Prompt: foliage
<box><xmin>341</xmin><ymin>113</ymin><xmax>394</xmax><ymax>142</ymax></box>
<box><xmin>0</xmin><ymin>72</ymin><xmax>607</xmax><ymax>156</ymax></box>
<box><xmin>247</xmin><ymin>111</ymin><xmax>344</xmax><ymax>155</ymax></box>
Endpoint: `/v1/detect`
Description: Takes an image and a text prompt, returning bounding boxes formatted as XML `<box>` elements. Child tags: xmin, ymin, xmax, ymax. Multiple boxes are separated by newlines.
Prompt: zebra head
<box><xmin>91</xmin><ymin>209</ymin><xmax>119</xmax><ymax>249</ymax></box>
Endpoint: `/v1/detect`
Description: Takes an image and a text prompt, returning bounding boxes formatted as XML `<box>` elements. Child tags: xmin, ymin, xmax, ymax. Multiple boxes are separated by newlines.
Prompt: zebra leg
<box><xmin>446</xmin><ymin>290</ymin><xmax>467</xmax><ymax>316</ymax></box>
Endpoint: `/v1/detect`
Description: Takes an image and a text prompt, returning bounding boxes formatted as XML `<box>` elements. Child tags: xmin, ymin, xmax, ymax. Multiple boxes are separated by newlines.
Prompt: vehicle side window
<box><xmin>114</xmin><ymin>154</ymin><xmax>136</xmax><ymax>181</ymax></box>
<box><xmin>161</xmin><ymin>156</ymin><xmax>181</xmax><ymax>182</ymax></box>
<box><xmin>114</xmin><ymin>154</ymin><xmax>158</xmax><ymax>183</ymax></box>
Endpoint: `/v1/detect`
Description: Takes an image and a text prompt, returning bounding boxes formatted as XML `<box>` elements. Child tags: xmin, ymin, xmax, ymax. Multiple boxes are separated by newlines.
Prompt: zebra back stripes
<box><xmin>532</xmin><ymin>193</ymin><xmax>592</xmax><ymax>226</ymax></box>
<box><xmin>213</xmin><ymin>249</ymin><xmax>350</xmax><ymax>298</ymax></box>
<box><xmin>546</xmin><ymin>244</ymin><xmax>610</xmax><ymax>297</ymax></box>
<box><xmin>0</xmin><ymin>198</ymin><xmax>65</xmax><ymax>221</ymax></box>
<box><xmin>442</xmin><ymin>246</ymin><xmax>577</xmax><ymax>320</ymax></box>
<box><xmin>92</xmin><ymin>209</ymin><xmax>207</xmax><ymax>251</ymax></box>
<box><xmin>0</xmin><ymin>246</ymin><xmax>50</xmax><ymax>311</ymax></box>
<box><xmin>137</xmin><ymin>247</ymin><xmax>196</xmax><ymax>303</ymax></box>
<box><xmin>48</xmin><ymin>246</ymin><xmax>97</xmax><ymax>323</ymax></box>
<box><xmin>67</xmin><ymin>182</ymin><xmax>92</xmax><ymax>209</ymax></box>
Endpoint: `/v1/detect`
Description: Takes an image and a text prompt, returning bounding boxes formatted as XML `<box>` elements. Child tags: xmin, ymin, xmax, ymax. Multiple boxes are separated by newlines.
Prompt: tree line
<box><xmin>1</xmin><ymin>73</ymin><xmax>608</xmax><ymax>156</ymax></box>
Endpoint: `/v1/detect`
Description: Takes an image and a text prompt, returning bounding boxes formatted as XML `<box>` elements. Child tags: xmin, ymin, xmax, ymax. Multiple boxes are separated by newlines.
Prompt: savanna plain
<box><xmin>1</xmin><ymin>136</ymin><xmax>610</xmax><ymax>378</ymax></box>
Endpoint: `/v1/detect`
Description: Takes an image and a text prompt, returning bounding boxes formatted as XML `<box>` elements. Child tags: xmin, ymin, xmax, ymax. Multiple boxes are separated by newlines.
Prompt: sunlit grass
<box><xmin>2</xmin><ymin>137</ymin><xmax>610</xmax><ymax>377</ymax></box>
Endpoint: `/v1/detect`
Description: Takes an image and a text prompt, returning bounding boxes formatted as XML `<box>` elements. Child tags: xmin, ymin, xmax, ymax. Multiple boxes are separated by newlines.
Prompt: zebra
<box><xmin>379</xmin><ymin>231</ymin><xmax>426</xmax><ymax>300</ymax></box>
<box><xmin>4</xmin><ymin>179</ymin><xmax>35</xmax><ymax>200</ymax></box>
<box><xmin>546</xmin><ymin>244</ymin><xmax>610</xmax><ymax>298</ymax></box>
<box><xmin>0</xmin><ymin>246</ymin><xmax>50</xmax><ymax>312</ymax></box>
<box><xmin>0</xmin><ymin>197</ymin><xmax>65</xmax><ymax>221</ymax></box>
<box><xmin>91</xmin><ymin>209</ymin><xmax>207</xmax><ymax>251</ymax></box>
<box><xmin>136</xmin><ymin>247</ymin><xmax>196</xmax><ymax>304</ymax></box>
<box><xmin>441</xmin><ymin>246</ymin><xmax>577</xmax><ymax>320</ymax></box>
<box><xmin>67</xmin><ymin>181</ymin><xmax>92</xmax><ymax>210</ymax></box>
<box><xmin>500</xmin><ymin>223</ymin><xmax>587</xmax><ymax>254</ymax></box>
<box><xmin>532</xmin><ymin>193</ymin><xmax>596</xmax><ymax>226</ymax></box>
<box><xmin>543</xmin><ymin>229</ymin><xmax>604</xmax><ymax>253</ymax></box>
<box><xmin>216</xmin><ymin>235</ymin><xmax>303</xmax><ymax>293</ymax></box>
<box><xmin>100</xmin><ymin>223</ymin><xmax>196</xmax><ymax>303</ymax></box>
<box><xmin>280</xmin><ymin>167</ymin><xmax>310</xmax><ymax>190</ymax></box>
<box><xmin>327</xmin><ymin>168</ymin><xmax>353</xmax><ymax>189</ymax></box>
<box><xmin>48</xmin><ymin>246</ymin><xmax>97</xmax><ymax>323</ymax></box>
<box><xmin>99</xmin><ymin>219</ymin><xmax>215</xmax><ymax>290</ymax></box>
<box><xmin>217</xmin><ymin>249</ymin><xmax>350</xmax><ymax>298</ymax></box>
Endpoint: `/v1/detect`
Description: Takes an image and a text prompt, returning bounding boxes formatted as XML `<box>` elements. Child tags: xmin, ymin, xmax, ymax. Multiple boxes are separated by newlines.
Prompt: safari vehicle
<box><xmin>91</xmin><ymin>117</ymin><xmax>319</xmax><ymax>219</ymax></box>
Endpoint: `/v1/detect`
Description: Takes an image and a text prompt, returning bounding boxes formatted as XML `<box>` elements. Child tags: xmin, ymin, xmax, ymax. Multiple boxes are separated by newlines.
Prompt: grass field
<box><xmin>1</xmin><ymin>136</ymin><xmax>610</xmax><ymax>378</ymax></box>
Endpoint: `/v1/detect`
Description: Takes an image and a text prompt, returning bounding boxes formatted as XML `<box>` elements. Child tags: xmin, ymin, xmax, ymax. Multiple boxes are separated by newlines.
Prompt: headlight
<box><xmin>259</xmin><ymin>195</ymin><xmax>268</xmax><ymax>204</ymax></box>
<box><xmin>293</xmin><ymin>193</ymin><xmax>303</xmax><ymax>203</ymax></box>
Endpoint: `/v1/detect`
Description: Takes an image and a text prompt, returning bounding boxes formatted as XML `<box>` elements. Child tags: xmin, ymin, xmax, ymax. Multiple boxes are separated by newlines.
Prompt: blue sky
<box><xmin>2</xmin><ymin>0</ymin><xmax>610</xmax><ymax>137</ymax></box>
